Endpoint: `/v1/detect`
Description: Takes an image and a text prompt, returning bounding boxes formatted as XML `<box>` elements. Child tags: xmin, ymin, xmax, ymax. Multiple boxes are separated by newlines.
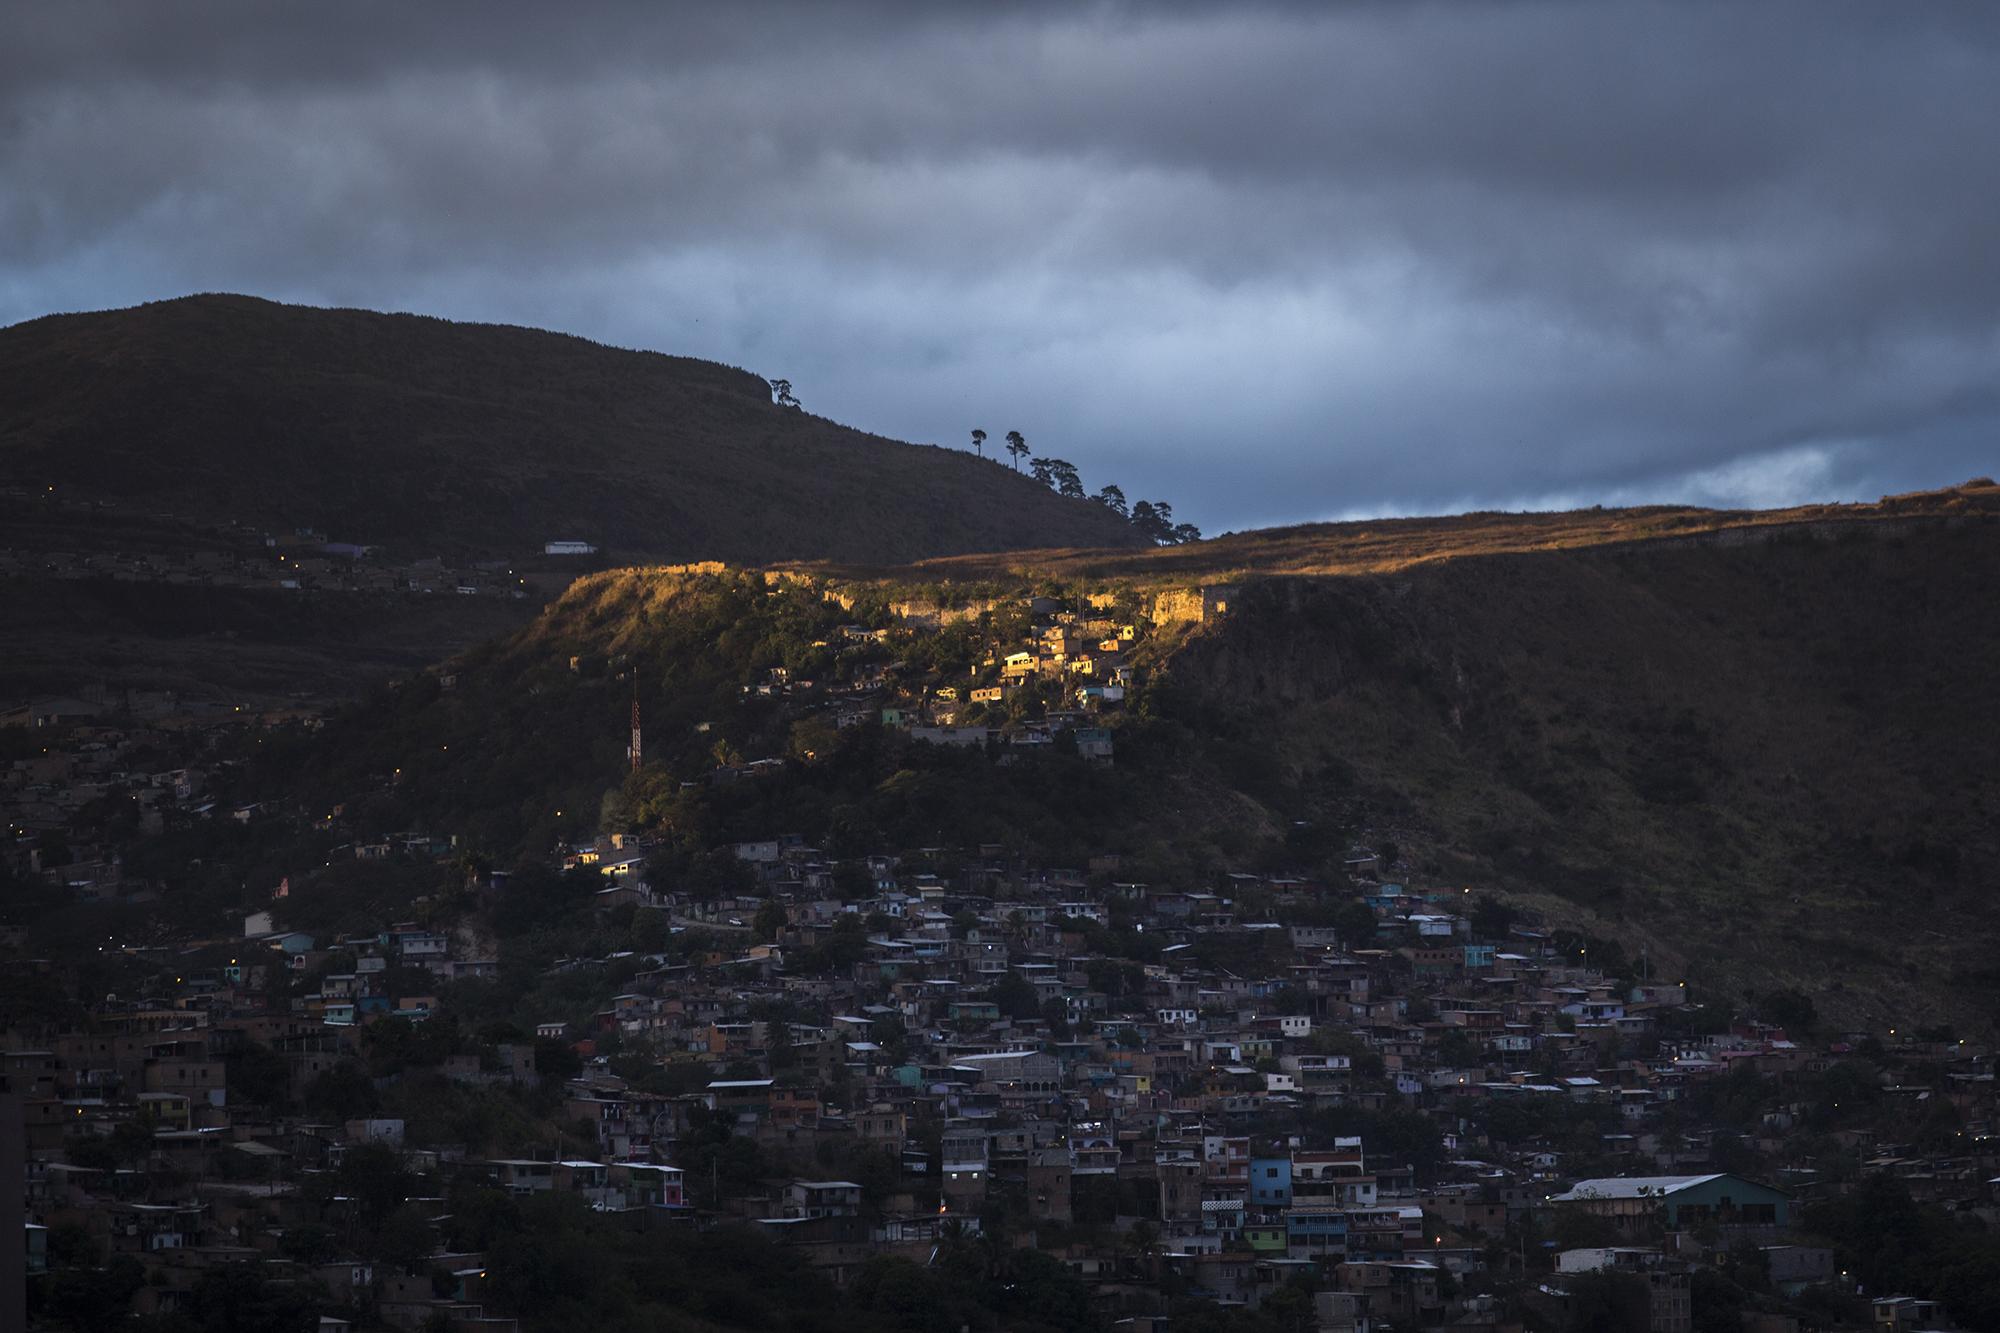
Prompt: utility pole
<box><xmin>628</xmin><ymin>686</ymin><xmax>642</xmax><ymax>773</ymax></box>
<box><xmin>0</xmin><ymin>1095</ymin><xmax>20</xmax><ymax>1329</ymax></box>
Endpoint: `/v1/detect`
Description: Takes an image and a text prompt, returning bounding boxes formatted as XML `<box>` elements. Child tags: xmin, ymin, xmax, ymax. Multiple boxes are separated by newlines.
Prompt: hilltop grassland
<box><xmin>786</xmin><ymin>477</ymin><xmax>2000</xmax><ymax>587</ymax></box>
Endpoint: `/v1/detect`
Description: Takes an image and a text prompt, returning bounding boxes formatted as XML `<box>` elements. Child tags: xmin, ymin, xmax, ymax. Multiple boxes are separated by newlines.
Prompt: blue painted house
<box><xmin>1250</xmin><ymin>1156</ymin><xmax>1293</xmax><ymax>1208</ymax></box>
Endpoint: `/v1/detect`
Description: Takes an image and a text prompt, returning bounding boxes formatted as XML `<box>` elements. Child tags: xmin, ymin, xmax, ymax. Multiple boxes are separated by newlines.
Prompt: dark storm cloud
<box><xmin>3</xmin><ymin>1</ymin><xmax>1996</xmax><ymax>529</ymax></box>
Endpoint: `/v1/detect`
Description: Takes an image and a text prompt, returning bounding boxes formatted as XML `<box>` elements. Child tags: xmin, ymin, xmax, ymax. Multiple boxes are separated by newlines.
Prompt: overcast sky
<box><xmin>3</xmin><ymin>2</ymin><xmax>1996</xmax><ymax>532</ymax></box>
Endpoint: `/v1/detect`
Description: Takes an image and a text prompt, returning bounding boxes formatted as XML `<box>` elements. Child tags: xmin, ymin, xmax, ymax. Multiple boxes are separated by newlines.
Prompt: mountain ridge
<box><xmin>772</xmin><ymin>478</ymin><xmax>2000</xmax><ymax>584</ymax></box>
<box><xmin>0</xmin><ymin>292</ymin><xmax>1148</xmax><ymax>564</ymax></box>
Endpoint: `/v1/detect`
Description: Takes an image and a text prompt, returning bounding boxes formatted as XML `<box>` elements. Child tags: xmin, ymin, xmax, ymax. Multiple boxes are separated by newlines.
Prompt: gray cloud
<box><xmin>3</xmin><ymin>1</ymin><xmax>1996</xmax><ymax>531</ymax></box>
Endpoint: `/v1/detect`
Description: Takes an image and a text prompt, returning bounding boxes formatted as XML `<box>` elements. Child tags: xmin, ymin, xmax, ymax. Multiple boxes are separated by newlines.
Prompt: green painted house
<box><xmin>1548</xmin><ymin>1173</ymin><xmax>1790</xmax><ymax>1230</ymax></box>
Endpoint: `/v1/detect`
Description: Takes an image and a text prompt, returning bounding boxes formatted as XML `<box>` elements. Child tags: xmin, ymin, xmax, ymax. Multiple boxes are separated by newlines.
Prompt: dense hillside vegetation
<box><xmin>0</xmin><ymin>294</ymin><xmax>1146</xmax><ymax>563</ymax></box>
<box><xmin>240</xmin><ymin>488</ymin><xmax>2000</xmax><ymax>1025</ymax></box>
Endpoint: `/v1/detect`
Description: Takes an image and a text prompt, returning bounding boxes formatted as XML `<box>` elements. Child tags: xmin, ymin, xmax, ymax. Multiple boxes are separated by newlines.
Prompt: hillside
<box><xmin>792</xmin><ymin>478</ymin><xmax>2000</xmax><ymax>584</ymax></box>
<box><xmin>0</xmin><ymin>576</ymin><xmax>531</xmax><ymax>703</ymax></box>
<box><xmin>1166</xmin><ymin>518</ymin><xmax>2000</xmax><ymax>1023</ymax></box>
<box><xmin>0</xmin><ymin>293</ymin><xmax>1146</xmax><ymax>564</ymax></box>
<box><xmin>237</xmin><ymin>485</ymin><xmax>2000</xmax><ymax>1025</ymax></box>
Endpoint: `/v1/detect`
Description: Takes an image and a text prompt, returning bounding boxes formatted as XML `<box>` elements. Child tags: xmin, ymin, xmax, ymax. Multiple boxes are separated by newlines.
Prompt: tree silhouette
<box><xmin>1125</xmin><ymin>501</ymin><xmax>1198</xmax><ymax>544</ymax></box>
<box><xmin>1005</xmin><ymin>430</ymin><xmax>1029</xmax><ymax>470</ymax></box>
<box><xmin>1029</xmin><ymin>457</ymin><xmax>1056</xmax><ymax>488</ymax></box>
<box><xmin>993</xmin><ymin>971</ymin><xmax>1039</xmax><ymax>1020</ymax></box>
<box><xmin>1044</xmin><ymin>458</ymin><xmax>1085</xmax><ymax>499</ymax></box>
<box><xmin>1125</xmin><ymin>1219</ymin><xmax>1162</xmax><ymax>1279</ymax></box>
<box><xmin>970</xmin><ymin>428</ymin><xmax>987</xmax><ymax>459</ymax></box>
<box><xmin>1129</xmin><ymin>500</ymin><xmax>1172</xmax><ymax>543</ymax></box>
<box><xmin>939</xmin><ymin>1216</ymin><xmax>973</xmax><ymax>1268</ymax></box>
<box><xmin>1094</xmin><ymin>485</ymin><xmax>1128</xmax><ymax>517</ymax></box>
<box><xmin>767</xmin><ymin>378</ymin><xmax>799</xmax><ymax>409</ymax></box>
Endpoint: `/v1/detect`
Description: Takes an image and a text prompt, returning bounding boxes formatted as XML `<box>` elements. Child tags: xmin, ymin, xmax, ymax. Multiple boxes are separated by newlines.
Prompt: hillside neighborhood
<box><xmin>6</xmin><ymin>826</ymin><xmax>1997</xmax><ymax>1331</ymax></box>
<box><xmin>8</xmin><ymin>0</ymin><xmax>2000</xmax><ymax>1323</ymax></box>
<box><xmin>5</xmin><ymin>584</ymin><xmax>1997</xmax><ymax>1332</ymax></box>
<box><xmin>3</xmin><ymin>556</ymin><xmax>2000</xmax><ymax>1328</ymax></box>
